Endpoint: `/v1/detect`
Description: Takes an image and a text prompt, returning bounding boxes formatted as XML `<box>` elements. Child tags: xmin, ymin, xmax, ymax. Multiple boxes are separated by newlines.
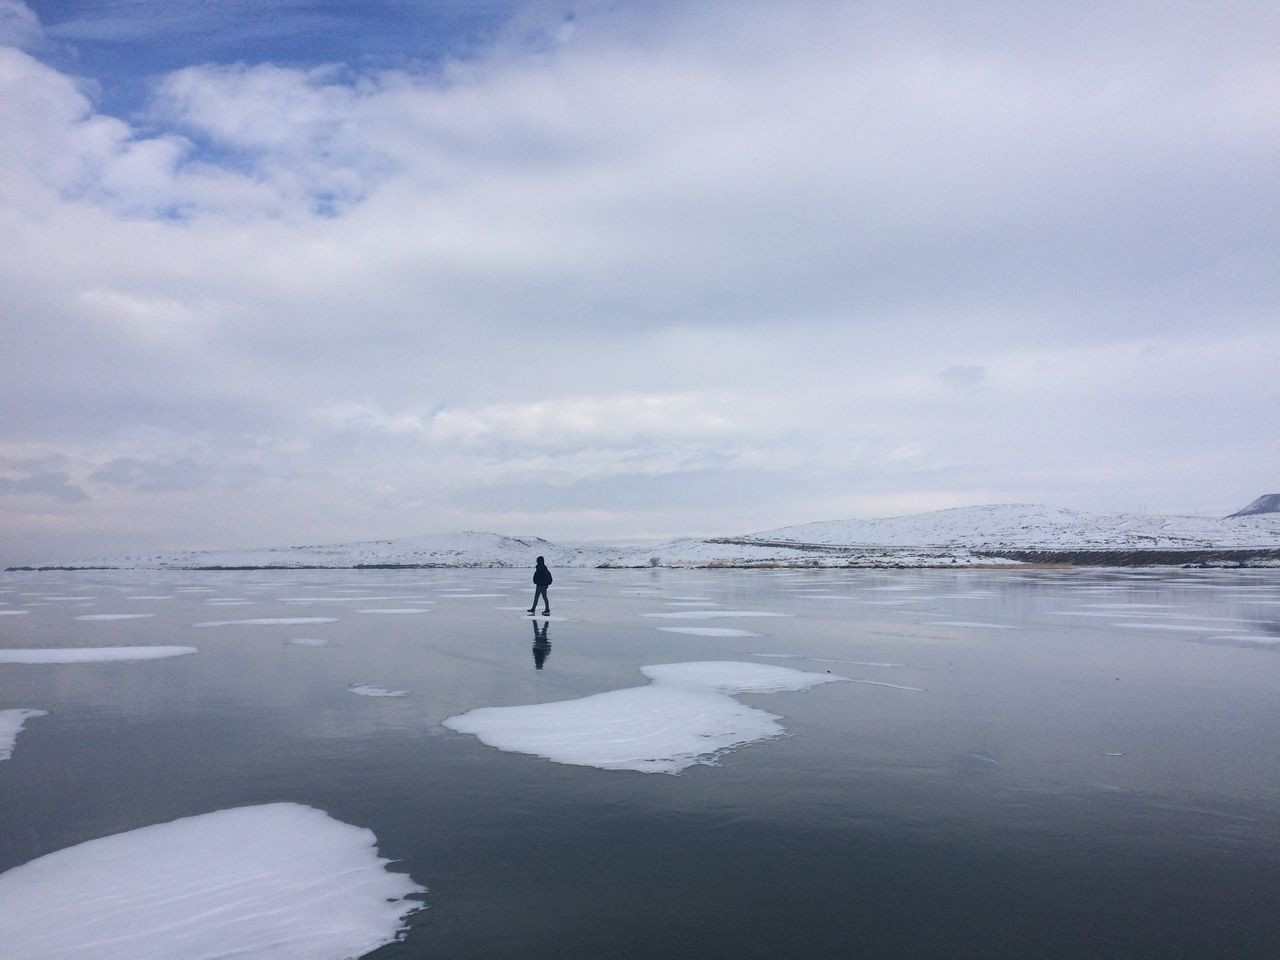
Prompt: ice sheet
<box><xmin>444</xmin><ymin>661</ymin><xmax>842</xmax><ymax>774</ymax></box>
<box><xmin>0</xmin><ymin>709</ymin><xmax>47</xmax><ymax>761</ymax></box>
<box><xmin>0</xmin><ymin>803</ymin><xmax>423</xmax><ymax>960</ymax></box>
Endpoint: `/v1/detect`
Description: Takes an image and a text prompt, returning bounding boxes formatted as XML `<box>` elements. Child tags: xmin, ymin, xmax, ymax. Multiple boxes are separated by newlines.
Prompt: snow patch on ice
<box><xmin>1112</xmin><ymin>622</ymin><xmax>1220</xmax><ymax>632</ymax></box>
<box><xmin>641</xmin><ymin>610</ymin><xmax>788</xmax><ymax>620</ymax></box>
<box><xmin>0</xmin><ymin>647</ymin><xmax>197</xmax><ymax>664</ymax></box>
<box><xmin>925</xmin><ymin>621</ymin><xmax>1017</xmax><ymax>629</ymax></box>
<box><xmin>0</xmin><ymin>610</ymin><xmax>30</xmax><ymax>616</ymax></box>
<box><xmin>357</xmin><ymin>608</ymin><xmax>430</xmax><ymax>614</ymax></box>
<box><xmin>349</xmin><ymin>684</ymin><xmax>408</xmax><ymax>697</ymax></box>
<box><xmin>443</xmin><ymin>661</ymin><xmax>842</xmax><ymax>774</ymax></box>
<box><xmin>0</xmin><ymin>709</ymin><xmax>47</xmax><ymax>761</ymax></box>
<box><xmin>846</xmin><ymin>678</ymin><xmax>925</xmax><ymax>692</ymax></box>
<box><xmin>194</xmin><ymin>617</ymin><xmax>338</xmax><ymax>627</ymax></box>
<box><xmin>657</xmin><ymin>627</ymin><xmax>762</xmax><ymax>638</ymax></box>
<box><xmin>1190</xmin><ymin>634</ymin><xmax>1280</xmax><ymax>649</ymax></box>
<box><xmin>0</xmin><ymin>802</ymin><xmax>423</xmax><ymax>960</ymax></box>
<box><xmin>286</xmin><ymin>638</ymin><xmax>330</xmax><ymax>647</ymax></box>
<box><xmin>74</xmin><ymin>613</ymin><xmax>155</xmax><ymax>621</ymax></box>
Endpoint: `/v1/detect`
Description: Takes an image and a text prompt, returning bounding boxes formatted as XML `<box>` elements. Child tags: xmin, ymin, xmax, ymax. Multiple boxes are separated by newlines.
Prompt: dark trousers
<box><xmin>530</xmin><ymin>585</ymin><xmax>549</xmax><ymax>612</ymax></box>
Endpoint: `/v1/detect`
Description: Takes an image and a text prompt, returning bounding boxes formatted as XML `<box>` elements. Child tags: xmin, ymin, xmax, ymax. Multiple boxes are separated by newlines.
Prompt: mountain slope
<box><xmin>740</xmin><ymin>503</ymin><xmax>1280</xmax><ymax>550</ymax></box>
<box><xmin>1228</xmin><ymin>494</ymin><xmax>1280</xmax><ymax>518</ymax></box>
<box><xmin>16</xmin><ymin>503</ymin><xmax>1280</xmax><ymax>570</ymax></box>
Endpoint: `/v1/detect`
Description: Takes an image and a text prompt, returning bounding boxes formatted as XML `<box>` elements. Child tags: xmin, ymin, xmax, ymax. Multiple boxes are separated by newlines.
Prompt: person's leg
<box><xmin>528</xmin><ymin>586</ymin><xmax>541</xmax><ymax>613</ymax></box>
<box><xmin>541</xmin><ymin>587</ymin><xmax>550</xmax><ymax>615</ymax></box>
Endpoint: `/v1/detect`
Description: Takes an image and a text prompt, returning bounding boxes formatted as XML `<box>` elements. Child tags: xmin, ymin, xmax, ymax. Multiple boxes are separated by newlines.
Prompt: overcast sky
<box><xmin>2</xmin><ymin>0</ymin><xmax>1277</xmax><ymax>564</ymax></box>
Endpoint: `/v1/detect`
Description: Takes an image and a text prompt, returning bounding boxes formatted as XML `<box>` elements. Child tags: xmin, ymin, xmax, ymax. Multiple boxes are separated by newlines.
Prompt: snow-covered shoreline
<box><xmin>11</xmin><ymin>504</ymin><xmax>1280</xmax><ymax>571</ymax></box>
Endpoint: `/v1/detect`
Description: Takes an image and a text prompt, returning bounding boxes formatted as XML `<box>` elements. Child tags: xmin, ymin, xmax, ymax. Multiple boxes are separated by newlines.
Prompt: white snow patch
<box><xmin>349</xmin><ymin>684</ymin><xmax>408</xmax><ymax>697</ymax></box>
<box><xmin>1191</xmin><ymin>634</ymin><xmax>1280</xmax><ymax>648</ymax></box>
<box><xmin>356</xmin><ymin>608</ymin><xmax>430</xmax><ymax>614</ymax></box>
<box><xmin>0</xmin><ymin>709</ymin><xmax>47</xmax><ymax>761</ymax></box>
<box><xmin>0</xmin><ymin>647</ymin><xmax>197</xmax><ymax>664</ymax></box>
<box><xmin>751</xmin><ymin>654</ymin><xmax>905</xmax><ymax>668</ymax></box>
<box><xmin>194</xmin><ymin>617</ymin><xmax>338</xmax><ymax>627</ymax></box>
<box><xmin>0</xmin><ymin>803</ymin><xmax>423</xmax><ymax>960</ymax></box>
<box><xmin>640</xmin><ymin>610</ymin><xmax>788</xmax><ymax>620</ymax></box>
<box><xmin>74</xmin><ymin>613</ymin><xmax>156</xmax><ymax>621</ymax></box>
<box><xmin>443</xmin><ymin>661</ymin><xmax>842</xmax><ymax>774</ymax></box>
<box><xmin>657</xmin><ymin>627</ymin><xmax>762</xmax><ymax>638</ymax></box>
<box><xmin>286</xmin><ymin>638</ymin><xmax>330</xmax><ymax>647</ymax></box>
<box><xmin>846</xmin><ymin>678</ymin><xmax>925</xmax><ymax>692</ymax></box>
<box><xmin>0</xmin><ymin>610</ymin><xmax>30</xmax><ymax>616</ymax></box>
<box><xmin>1112</xmin><ymin>622</ymin><xmax>1220</xmax><ymax>632</ymax></box>
<box><xmin>925</xmin><ymin>621</ymin><xmax>1018</xmax><ymax>629</ymax></box>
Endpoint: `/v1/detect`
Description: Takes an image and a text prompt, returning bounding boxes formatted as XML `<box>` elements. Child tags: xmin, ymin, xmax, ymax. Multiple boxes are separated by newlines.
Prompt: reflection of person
<box><xmin>528</xmin><ymin>556</ymin><xmax>552</xmax><ymax>616</ymax></box>
<box><xmin>531</xmin><ymin>620</ymin><xmax>551</xmax><ymax>670</ymax></box>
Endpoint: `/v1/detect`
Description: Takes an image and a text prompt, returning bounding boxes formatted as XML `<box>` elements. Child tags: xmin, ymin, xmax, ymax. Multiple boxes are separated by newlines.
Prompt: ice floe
<box><xmin>0</xmin><ymin>647</ymin><xmax>197</xmax><ymax>664</ymax></box>
<box><xmin>443</xmin><ymin>661</ymin><xmax>842</xmax><ymax>774</ymax></box>
<box><xmin>0</xmin><ymin>709</ymin><xmax>47</xmax><ymax>761</ymax></box>
<box><xmin>349</xmin><ymin>684</ymin><xmax>408</xmax><ymax>697</ymax></box>
<box><xmin>194</xmin><ymin>617</ymin><xmax>338</xmax><ymax>627</ymax></box>
<box><xmin>0</xmin><ymin>802</ymin><xmax>423</xmax><ymax>960</ymax></box>
<box><xmin>640</xmin><ymin>610</ymin><xmax>788</xmax><ymax>620</ymax></box>
<box><xmin>657</xmin><ymin>627</ymin><xmax>762</xmax><ymax>638</ymax></box>
<box><xmin>74</xmin><ymin>613</ymin><xmax>155</xmax><ymax>621</ymax></box>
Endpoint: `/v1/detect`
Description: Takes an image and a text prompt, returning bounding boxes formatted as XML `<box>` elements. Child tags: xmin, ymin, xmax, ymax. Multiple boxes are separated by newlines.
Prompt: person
<box><xmin>531</xmin><ymin>620</ymin><xmax>551</xmax><ymax>670</ymax></box>
<box><xmin>528</xmin><ymin>556</ymin><xmax>552</xmax><ymax>616</ymax></box>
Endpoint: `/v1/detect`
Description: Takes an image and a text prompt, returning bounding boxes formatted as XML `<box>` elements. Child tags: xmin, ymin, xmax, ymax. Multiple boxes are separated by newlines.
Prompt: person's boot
<box><xmin>542</xmin><ymin>608</ymin><xmax>550</xmax><ymax>616</ymax></box>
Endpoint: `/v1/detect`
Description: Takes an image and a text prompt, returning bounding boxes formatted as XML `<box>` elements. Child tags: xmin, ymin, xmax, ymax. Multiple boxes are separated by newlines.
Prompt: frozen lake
<box><xmin>1</xmin><ymin>566</ymin><xmax>1278</xmax><ymax>958</ymax></box>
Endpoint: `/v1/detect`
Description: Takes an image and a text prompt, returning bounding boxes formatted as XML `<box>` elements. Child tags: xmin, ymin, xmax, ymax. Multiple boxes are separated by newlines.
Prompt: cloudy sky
<box><xmin>1</xmin><ymin>0</ymin><xmax>1277</xmax><ymax>564</ymax></box>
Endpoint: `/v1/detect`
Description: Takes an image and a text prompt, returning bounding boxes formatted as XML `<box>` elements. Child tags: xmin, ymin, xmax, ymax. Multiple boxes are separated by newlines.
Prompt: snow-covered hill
<box><xmin>743</xmin><ymin>503</ymin><xmax>1280</xmax><ymax>550</ymax></box>
<box><xmin>15</xmin><ymin>504</ymin><xmax>1280</xmax><ymax>570</ymax></box>
<box><xmin>1228</xmin><ymin>494</ymin><xmax>1280</xmax><ymax>518</ymax></box>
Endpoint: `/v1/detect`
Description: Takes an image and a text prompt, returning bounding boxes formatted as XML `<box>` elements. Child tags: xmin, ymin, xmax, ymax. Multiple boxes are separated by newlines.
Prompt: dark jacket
<box><xmin>533</xmin><ymin>563</ymin><xmax>553</xmax><ymax>587</ymax></box>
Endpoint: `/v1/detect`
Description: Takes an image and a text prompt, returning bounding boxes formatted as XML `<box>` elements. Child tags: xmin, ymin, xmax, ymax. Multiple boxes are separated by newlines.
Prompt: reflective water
<box><xmin>1</xmin><ymin>567</ymin><xmax>1278</xmax><ymax>958</ymax></box>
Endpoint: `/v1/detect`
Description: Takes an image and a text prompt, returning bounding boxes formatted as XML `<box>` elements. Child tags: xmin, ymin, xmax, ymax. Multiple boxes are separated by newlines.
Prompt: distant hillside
<box><xmin>742</xmin><ymin>503</ymin><xmax>1280</xmax><ymax>550</ymax></box>
<box><xmin>11</xmin><ymin>503</ymin><xmax>1280</xmax><ymax>570</ymax></box>
<box><xmin>1228</xmin><ymin>494</ymin><xmax>1280</xmax><ymax>518</ymax></box>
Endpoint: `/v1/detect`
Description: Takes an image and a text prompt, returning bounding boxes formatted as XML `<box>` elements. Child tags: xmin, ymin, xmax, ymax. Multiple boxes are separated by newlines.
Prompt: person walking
<box><xmin>528</xmin><ymin>556</ymin><xmax>552</xmax><ymax>616</ymax></box>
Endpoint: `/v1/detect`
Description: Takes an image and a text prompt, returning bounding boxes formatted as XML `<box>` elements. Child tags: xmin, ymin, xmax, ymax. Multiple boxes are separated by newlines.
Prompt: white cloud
<box><xmin>2</xmin><ymin>0</ymin><xmax>1278</xmax><ymax>562</ymax></box>
<box><xmin>0</xmin><ymin>0</ymin><xmax>39</xmax><ymax>47</ymax></box>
